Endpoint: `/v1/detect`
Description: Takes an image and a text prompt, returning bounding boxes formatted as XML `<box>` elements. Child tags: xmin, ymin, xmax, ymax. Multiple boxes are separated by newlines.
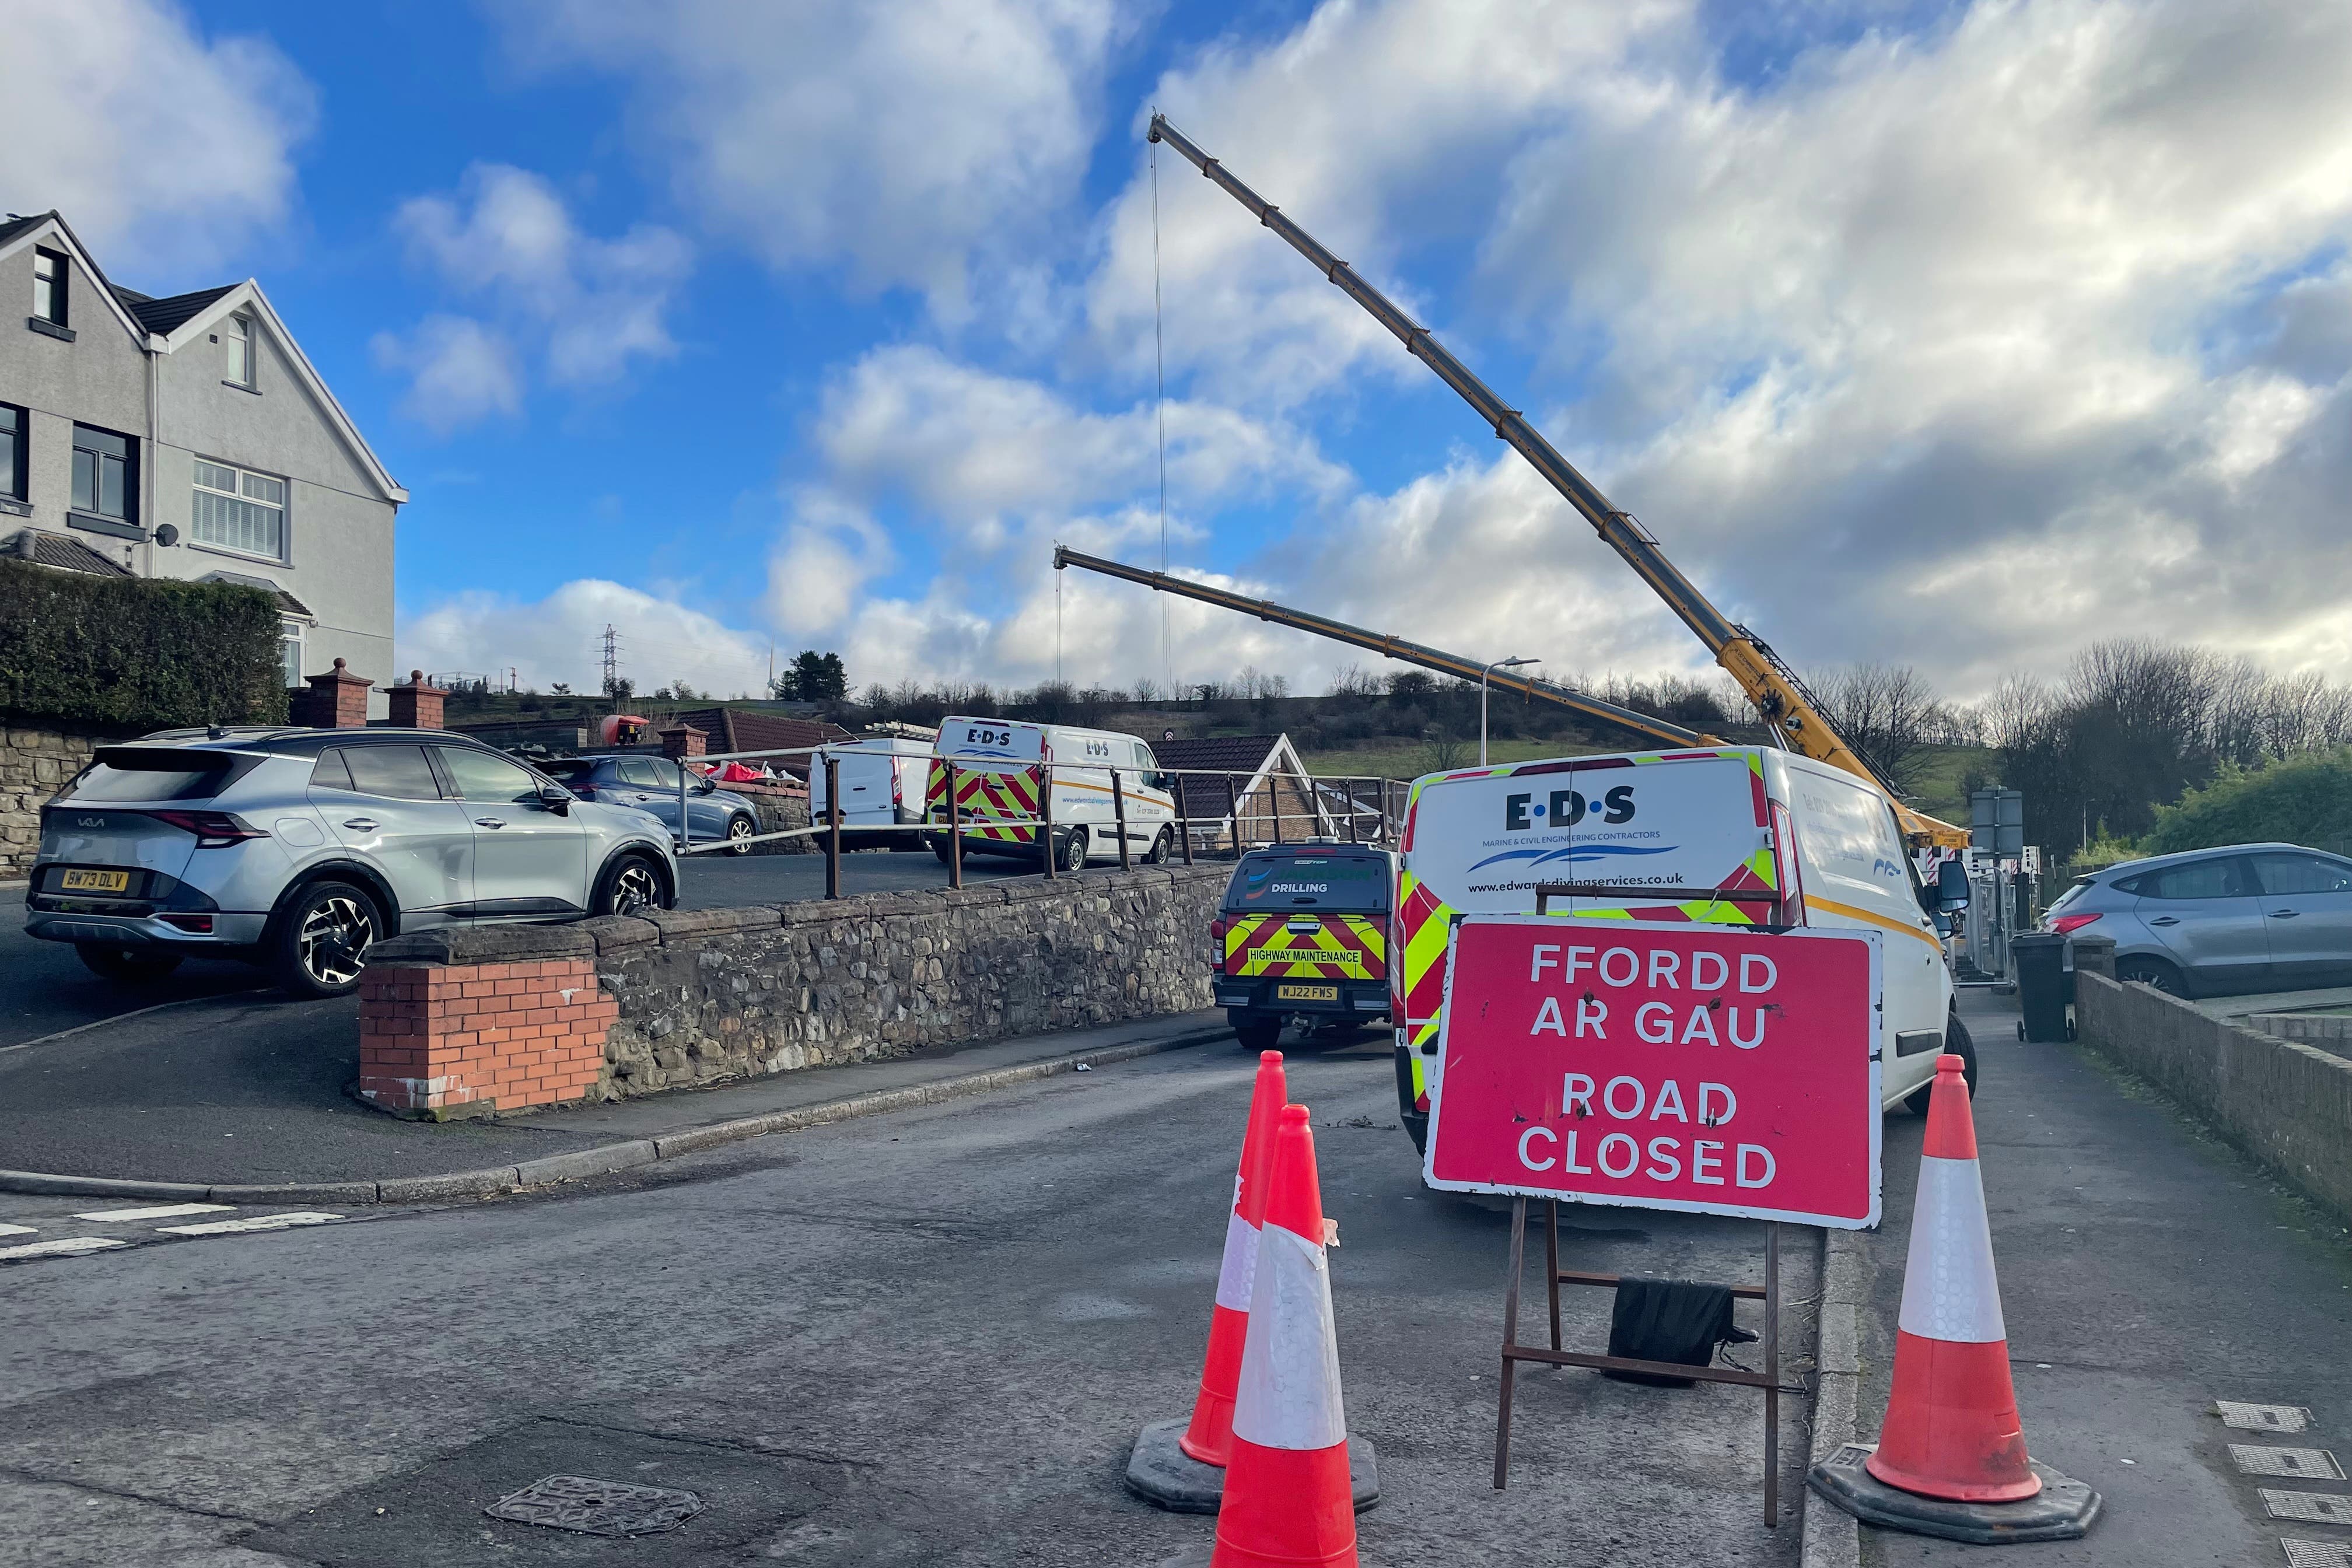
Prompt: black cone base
<box><xmin>1808</xmin><ymin>1443</ymin><xmax>2101</xmax><ymax>1545</ymax></box>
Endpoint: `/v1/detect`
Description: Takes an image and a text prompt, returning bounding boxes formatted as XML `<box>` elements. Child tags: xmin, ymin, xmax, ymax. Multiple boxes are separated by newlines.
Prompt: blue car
<box><xmin>540</xmin><ymin>754</ymin><xmax>762</xmax><ymax>854</ymax></box>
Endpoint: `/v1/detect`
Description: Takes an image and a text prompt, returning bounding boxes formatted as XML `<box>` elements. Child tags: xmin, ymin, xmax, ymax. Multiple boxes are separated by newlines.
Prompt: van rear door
<box><xmin>1222</xmin><ymin>850</ymin><xmax>1391</xmax><ymax>982</ymax></box>
<box><xmin>929</xmin><ymin>718</ymin><xmax>1047</xmax><ymax>845</ymax></box>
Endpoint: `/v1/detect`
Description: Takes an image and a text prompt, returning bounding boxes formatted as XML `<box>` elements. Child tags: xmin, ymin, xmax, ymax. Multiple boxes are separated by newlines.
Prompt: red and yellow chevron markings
<box><xmin>1224</xmin><ymin>913</ymin><xmax>1386</xmax><ymax>981</ymax></box>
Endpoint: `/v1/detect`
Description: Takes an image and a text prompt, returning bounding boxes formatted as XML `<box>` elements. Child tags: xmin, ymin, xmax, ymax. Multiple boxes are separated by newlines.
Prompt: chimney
<box><xmin>386</xmin><ymin>669</ymin><xmax>446</xmax><ymax>730</ymax></box>
<box><xmin>290</xmin><ymin>657</ymin><xmax>373</xmax><ymax>729</ymax></box>
<box><xmin>658</xmin><ymin>723</ymin><xmax>707</xmax><ymax>761</ymax></box>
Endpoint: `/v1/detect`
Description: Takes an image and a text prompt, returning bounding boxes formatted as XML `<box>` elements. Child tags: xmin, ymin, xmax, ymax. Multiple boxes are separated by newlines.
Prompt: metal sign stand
<box><xmin>1492</xmin><ymin>1197</ymin><xmax>1801</xmax><ymax>1525</ymax></box>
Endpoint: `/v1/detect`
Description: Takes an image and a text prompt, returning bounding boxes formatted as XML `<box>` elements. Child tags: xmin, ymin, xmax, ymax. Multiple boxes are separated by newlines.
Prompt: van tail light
<box><xmin>2050</xmin><ymin>912</ymin><xmax>2103</xmax><ymax>935</ymax></box>
<box><xmin>1769</xmin><ymin>800</ymin><xmax>1808</xmax><ymax>926</ymax></box>
<box><xmin>1210</xmin><ymin>918</ymin><xmax>1227</xmax><ymax>975</ymax></box>
<box><xmin>150</xmin><ymin>810</ymin><xmax>268</xmax><ymax>848</ymax></box>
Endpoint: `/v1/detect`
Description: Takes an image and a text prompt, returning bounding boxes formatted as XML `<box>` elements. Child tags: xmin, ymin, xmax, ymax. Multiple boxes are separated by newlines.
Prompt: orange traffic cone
<box><xmin>1214</xmin><ymin>1104</ymin><xmax>1357</xmax><ymax>1568</ymax></box>
<box><xmin>1867</xmin><ymin>1053</ymin><xmax>2038</xmax><ymax>1502</ymax></box>
<box><xmin>1182</xmin><ymin>1050</ymin><xmax>1290</xmax><ymax>1465</ymax></box>
<box><xmin>1808</xmin><ymin>1051</ymin><xmax>2099</xmax><ymax>1544</ymax></box>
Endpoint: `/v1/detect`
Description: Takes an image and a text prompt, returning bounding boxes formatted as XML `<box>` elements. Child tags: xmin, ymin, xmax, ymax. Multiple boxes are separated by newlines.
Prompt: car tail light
<box><xmin>1769</xmin><ymin>800</ymin><xmax>1808</xmax><ymax>925</ymax></box>
<box><xmin>150</xmin><ymin>810</ymin><xmax>268</xmax><ymax>848</ymax></box>
<box><xmin>571</xmin><ymin>783</ymin><xmax>598</xmax><ymax>800</ymax></box>
<box><xmin>1210</xmin><ymin>918</ymin><xmax>1227</xmax><ymax>975</ymax></box>
<box><xmin>2050</xmin><ymin>912</ymin><xmax>2103</xmax><ymax>935</ymax></box>
<box><xmin>160</xmin><ymin>913</ymin><xmax>214</xmax><ymax>933</ymax></box>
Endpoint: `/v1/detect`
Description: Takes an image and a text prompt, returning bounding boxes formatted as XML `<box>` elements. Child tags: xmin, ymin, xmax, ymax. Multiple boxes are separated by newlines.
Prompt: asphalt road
<box><xmin>1857</xmin><ymin>992</ymin><xmax>2352</xmax><ymax>1566</ymax></box>
<box><xmin>0</xmin><ymin>1034</ymin><xmax>1819</xmax><ymax>1567</ymax></box>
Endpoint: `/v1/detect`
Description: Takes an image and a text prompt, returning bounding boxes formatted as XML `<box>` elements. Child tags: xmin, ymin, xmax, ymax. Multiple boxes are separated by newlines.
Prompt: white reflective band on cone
<box><xmin>1214</xmin><ymin>1209</ymin><xmax>1261</xmax><ymax>1313</ymax></box>
<box><xmin>1898</xmin><ymin>1154</ymin><xmax>2008</xmax><ymax>1343</ymax></box>
<box><xmin>1231</xmin><ymin>1224</ymin><xmax>1346</xmax><ymax>1451</ymax></box>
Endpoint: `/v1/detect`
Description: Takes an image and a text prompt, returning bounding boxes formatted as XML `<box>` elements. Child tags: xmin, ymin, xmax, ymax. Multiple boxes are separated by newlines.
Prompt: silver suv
<box><xmin>24</xmin><ymin>727</ymin><xmax>677</xmax><ymax>998</ymax></box>
<box><xmin>2043</xmin><ymin>841</ymin><xmax>2352</xmax><ymax>997</ymax></box>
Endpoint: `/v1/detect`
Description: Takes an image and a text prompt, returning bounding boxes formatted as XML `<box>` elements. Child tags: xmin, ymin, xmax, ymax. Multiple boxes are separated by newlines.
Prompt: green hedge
<box><xmin>2143</xmin><ymin>748</ymin><xmax>2352</xmax><ymax>857</ymax></box>
<box><xmin>0</xmin><ymin>557</ymin><xmax>289</xmax><ymax>732</ymax></box>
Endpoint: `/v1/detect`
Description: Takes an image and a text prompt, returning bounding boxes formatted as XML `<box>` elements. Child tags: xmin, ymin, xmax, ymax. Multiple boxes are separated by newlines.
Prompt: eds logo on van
<box><xmin>1504</xmin><ymin>786</ymin><xmax>1636</xmax><ymax>832</ymax></box>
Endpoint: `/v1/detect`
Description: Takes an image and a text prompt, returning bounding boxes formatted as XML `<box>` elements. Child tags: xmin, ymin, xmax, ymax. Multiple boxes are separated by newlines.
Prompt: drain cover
<box><xmin>484</xmin><ymin>1474</ymin><xmax>704</xmax><ymax>1537</ymax></box>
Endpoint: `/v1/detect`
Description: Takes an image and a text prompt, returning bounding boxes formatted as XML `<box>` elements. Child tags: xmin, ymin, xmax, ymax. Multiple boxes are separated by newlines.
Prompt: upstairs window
<box><xmin>71</xmin><ymin>424</ymin><xmax>135</xmax><ymax>521</ymax></box>
<box><xmin>0</xmin><ymin>404</ymin><xmax>23</xmax><ymax>501</ymax></box>
<box><xmin>32</xmin><ymin>248</ymin><xmax>66</xmax><ymax>326</ymax></box>
<box><xmin>224</xmin><ymin>314</ymin><xmax>253</xmax><ymax>387</ymax></box>
<box><xmin>192</xmin><ymin>457</ymin><xmax>285</xmax><ymax>558</ymax></box>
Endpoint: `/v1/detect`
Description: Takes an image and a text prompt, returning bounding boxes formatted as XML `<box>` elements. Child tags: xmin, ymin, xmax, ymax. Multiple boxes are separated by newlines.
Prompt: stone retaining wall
<box><xmin>360</xmin><ymin>864</ymin><xmax>1227</xmax><ymax>1112</ymax></box>
<box><xmin>2076</xmin><ymin>972</ymin><xmax>2352</xmax><ymax>1224</ymax></box>
<box><xmin>2244</xmin><ymin>1010</ymin><xmax>2352</xmax><ymax>1062</ymax></box>
<box><xmin>1</xmin><ymin>723</ymin><xmax>102</xmax><ymax>878</ymax></box>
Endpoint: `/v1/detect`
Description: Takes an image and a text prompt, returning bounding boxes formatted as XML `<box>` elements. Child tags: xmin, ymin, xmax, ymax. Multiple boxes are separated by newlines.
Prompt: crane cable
<box><xmin>1151</xmin><ymin>121</ymin><xmax>1171</xmax><ymax>699</ymax></box>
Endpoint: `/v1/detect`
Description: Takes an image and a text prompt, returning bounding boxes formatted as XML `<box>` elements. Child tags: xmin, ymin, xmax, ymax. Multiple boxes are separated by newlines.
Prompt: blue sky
<box><xmin>9</xmin><ymin>1</ymin><xmax>2350</xmax><ymax>703</ymax></box>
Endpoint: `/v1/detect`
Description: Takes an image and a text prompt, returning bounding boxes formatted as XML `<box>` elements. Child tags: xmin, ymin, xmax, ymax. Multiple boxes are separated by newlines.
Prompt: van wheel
<box><xmin>1144</xmin><ymin>827</ymin><xmax>1173</xmax><ymax>865</ymax></box>
<box><xmin>1236</xmin><ymin>1019</ymin><xmax>1281</xmax><ymax>1051</ymax></box>
<box><xmin>76</xmin><ymin>945</ymin><xmax>185</xmax><ymax>984</ymax></box>
<box><xmin>270</xmin><ymin>880</ymin><xmax>382</xmax><ymax>998</ymax></box>
<box><xmin>1904</xmin><ymin>1016</ymin><xmax>1978</xmax><ymax>1115</ymax></box>
<box><xmin>932</xmin><ymin>838</ymin><xmax>954</xmax><ymax>864</ymax></box>
<box><xmin>1057</xmin><ymin>828</ymin><xmax>1088</xmax><ymax>873</ymax></box>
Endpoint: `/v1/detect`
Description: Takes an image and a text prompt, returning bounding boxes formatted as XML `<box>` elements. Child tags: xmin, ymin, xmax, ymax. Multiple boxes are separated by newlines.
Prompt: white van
<box><xmin>809</xmin><ymin>737</ymin><xmax>932</xmax><ymax>849</ymax></box>
<box><xmin>924</xmin><ymin>716</ymin><xmax>1178</xmax><ymax>872</ymax></box>
<box><xmin>1390</xmin><ymin>747</ymin><xmax>1966</xmax><ymax>1155</ymax></box>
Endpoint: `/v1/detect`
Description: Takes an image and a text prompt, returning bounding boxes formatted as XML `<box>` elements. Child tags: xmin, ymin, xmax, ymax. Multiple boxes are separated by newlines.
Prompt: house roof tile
<box><xmin>124</xmin><ymin>285</ymin><xmax>239</xmax><ymax>335</ymax></box>
<box><xmin>8</xmin><ymin>528</ymin><xmax>132</xmax><ymax>577</ymax></box>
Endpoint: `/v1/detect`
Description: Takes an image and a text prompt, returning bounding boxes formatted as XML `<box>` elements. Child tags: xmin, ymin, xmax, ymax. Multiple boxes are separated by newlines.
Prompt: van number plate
<box><xmin>1276</xmin><ymin>983</ymin><xmax>1338</xmax><ymax>1002</ymax></box>
<box><xmin>59</xmin><ymin>869</ymin><xmax>131</xmax><ymax>893</ymax></box>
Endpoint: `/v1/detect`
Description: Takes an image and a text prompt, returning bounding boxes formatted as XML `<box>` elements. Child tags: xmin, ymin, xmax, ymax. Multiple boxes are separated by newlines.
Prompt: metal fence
<box><xmin>664</xmin><ymin>742</ymin><xmax>1406</xmax><ymax>900</ymax></box>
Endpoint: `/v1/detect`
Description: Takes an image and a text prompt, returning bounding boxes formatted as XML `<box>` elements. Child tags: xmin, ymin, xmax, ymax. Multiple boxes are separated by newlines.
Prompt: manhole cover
<box><xmin>485</xmin><ymin>1474</ymin><xmax>705</xmax><ymax>1537</ymax></box>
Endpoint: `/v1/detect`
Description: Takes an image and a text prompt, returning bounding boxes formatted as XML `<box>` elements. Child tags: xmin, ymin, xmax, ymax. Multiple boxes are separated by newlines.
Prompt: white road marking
<box><xmin>2283</xmin><ymin>1542</ymin><xmax>2352</xmax><ymax>1568</ymax></box>
<box><xmin>2263</xmin><ymin>1490</ymin><xmax>2352</xmax><ymax>1525</ymax></box>
<box><xmin>72</xmin><ymin>1203</ymin><xmax>233</xmax><ymax>1222</ymax></box>
<box><xmin>2231</xmin><ymin>1446</ymin><xmax>2346</xmax><ymax>1480</ymax></box>
<box><xmin>0</xmin><ymin>1223</ymin><xmax>36</xmax><ymax>1237</ymax></box>
<box><xmin>2218</xmin><ymin>1400</ymin><xmax>2313</xmax><ymax>1433</ymax></box>
<box><xmin>0</xmin><ymin>1237</ymin><xmax>129</xmax><ymax>1261</ymax></box>
<box><xmin>156</xmin><ymin>1212</ymin><xmax>342</xmax><ymax>1237</ymax></box>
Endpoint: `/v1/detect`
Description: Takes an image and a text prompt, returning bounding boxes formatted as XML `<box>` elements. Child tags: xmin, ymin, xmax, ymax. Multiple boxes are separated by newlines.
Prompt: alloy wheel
<box><xmin>728</xmin><ymin>816</ymin><xmax>755</xmax><ymax>855</ymax></box>
<box><xmin>298</xmin><ymin>894</ymin><xmax>376</xmax><ymax>986</ymax></box>
<box><xmin>614</xmin><ymin>861</ymin><xmax>662</xmax><ymax>915</ymax></box>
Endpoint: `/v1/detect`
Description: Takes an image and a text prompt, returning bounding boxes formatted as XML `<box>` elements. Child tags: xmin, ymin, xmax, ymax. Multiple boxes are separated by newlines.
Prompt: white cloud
<box><xmin>398</xmin><ymin>579</ymin><xmax>773</xmax><ymax>697</ymax></box>
<box><xmin>0</xmin><ymin>0</ymin><xmax>315</xmax><ymax>278</ymax></box>
<box><xmin>379</xmin><ymin>164</ymin><xmax>691</xmax><ymax>428</ymax></box>
<box><xmin>370</xmin><ymin>316</ymin><xmax>523</xmax><ymax>434</ymax></box>
<box><xmin>497</xmin><ymin>0</ymin><xmax>1126</xmax><ymax>317</ymax></box>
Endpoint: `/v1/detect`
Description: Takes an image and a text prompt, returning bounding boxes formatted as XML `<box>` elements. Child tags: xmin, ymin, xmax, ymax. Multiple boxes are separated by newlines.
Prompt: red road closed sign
<box><xmin>1424</xmin><ymin>916</ymin><xmax>1882</xmax><ymax>1228</ymax></box>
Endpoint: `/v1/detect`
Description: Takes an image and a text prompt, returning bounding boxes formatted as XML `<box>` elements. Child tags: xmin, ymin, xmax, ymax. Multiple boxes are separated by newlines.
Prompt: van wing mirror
<box><xmin>1937</xmin><ymin>859</ymin><xmax>1971</xmax><ymax>913</ymax></box>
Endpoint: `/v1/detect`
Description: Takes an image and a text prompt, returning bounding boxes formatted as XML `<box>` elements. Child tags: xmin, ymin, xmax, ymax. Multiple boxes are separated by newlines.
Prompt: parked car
<box><xmin>2043</xmin><ymin>842</ymin><xmax>2352</xmax><ymax>998</ymax></box>
<box><xmin>538</xmin><ymin>754</ymin><xmax>762</xmax><ymax>853</ymax></box>
<box><xmin>808</xmin><ymin>737</ymin><xmax>931</xmax><ymax>850</ymax></box>
<box><xmin>24</xmin><ymin>729</ymin><xmax>678</xmax><ymax>998</ymax></box>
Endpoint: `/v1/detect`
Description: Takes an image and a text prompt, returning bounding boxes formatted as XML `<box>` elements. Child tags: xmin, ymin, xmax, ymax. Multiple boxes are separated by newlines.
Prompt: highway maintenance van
<box><xmin>924</xmin><ymin>716</ymin><xmax>1177</xmax><ymax>872</ymax></box>
<box><xmin>1391</xmin><ymin>747</ymin><xmax>1966</xmax><ymax>1156</ymax></box>
<box><xmin>1212</xmin><ymin>844</ymin><xmax>1395</xmax><ymax>1049</ymax></box>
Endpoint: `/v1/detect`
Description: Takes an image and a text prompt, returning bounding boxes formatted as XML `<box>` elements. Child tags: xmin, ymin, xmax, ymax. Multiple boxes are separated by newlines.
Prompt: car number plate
<box><xmin>59</xmin><ymin>869</ymin><xmax>132</xmax><ymax>893</ymax></box>
<box><xmin>1276</xmin><ymin>983</ymin><xmax>1338</xmax><ymax>1002</ymax></box>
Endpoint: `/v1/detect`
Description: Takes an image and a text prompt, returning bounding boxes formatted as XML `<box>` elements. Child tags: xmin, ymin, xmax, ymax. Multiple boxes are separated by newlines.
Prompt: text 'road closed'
<box><xmin>1422</xmin><ymin>917</ymin><xmax>1882</xmax><ymax>1228</ymax></box>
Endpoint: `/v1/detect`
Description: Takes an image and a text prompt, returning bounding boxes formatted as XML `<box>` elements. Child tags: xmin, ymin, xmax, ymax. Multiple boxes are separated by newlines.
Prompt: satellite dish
<box><xmin>155</xmin><ymin>524</ymin><xmax>180</xmax><ymax>546</ymax></box>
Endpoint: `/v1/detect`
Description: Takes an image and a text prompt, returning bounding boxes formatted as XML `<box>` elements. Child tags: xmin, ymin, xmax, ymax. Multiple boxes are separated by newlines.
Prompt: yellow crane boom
<box><xmin>1144</xmin><ymin>114</ymin><xmax>1966</xmax><ymax>850</ymax></box>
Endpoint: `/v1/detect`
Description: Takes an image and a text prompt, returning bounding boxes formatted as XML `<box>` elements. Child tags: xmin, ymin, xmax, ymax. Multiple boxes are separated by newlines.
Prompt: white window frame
<box><xmin>191</xmin><ymin>456</ymin><xmax>288</xmax><ymax>563</ymax></box>
<box><xmin>280</xmin><ymin>617</ymin><xmax>305</xmax><ymax>688</ymax></box>
<box><xmin>224</xmin><ymin>314</ymin><xmax>254</xmax><ymax>388</ymax></box>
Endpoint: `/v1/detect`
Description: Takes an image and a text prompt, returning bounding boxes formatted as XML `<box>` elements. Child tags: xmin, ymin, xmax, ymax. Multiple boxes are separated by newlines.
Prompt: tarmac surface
<box><xmin>1856</xmin><ymin>990</ymin><xmax>2352</xmax><ymax>1566</ymax></box>
<box><xmin>0</xmin><ymin>1029</ymin><xmax>1819</xmax><ymax>1567</ymax></box>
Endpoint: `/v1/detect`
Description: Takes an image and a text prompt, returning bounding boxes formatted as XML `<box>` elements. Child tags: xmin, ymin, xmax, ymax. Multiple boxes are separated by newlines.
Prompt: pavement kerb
<box><xmin>1800</xmin><ymin>1225</ymin><xmax>1870</xmax><ymax>1568</ymax></box>
<box><xmin>0</xmin><ymin>1021</ymin><xmax>1231</xmax><ymax>1206</ymax></box>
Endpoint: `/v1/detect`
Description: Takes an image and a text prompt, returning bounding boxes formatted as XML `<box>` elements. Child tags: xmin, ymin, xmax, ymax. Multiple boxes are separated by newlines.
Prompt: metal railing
<box><xmin>651</xmin><ymin>742</ymin><xmax>1406</xmax><ymax>900</ymax></box>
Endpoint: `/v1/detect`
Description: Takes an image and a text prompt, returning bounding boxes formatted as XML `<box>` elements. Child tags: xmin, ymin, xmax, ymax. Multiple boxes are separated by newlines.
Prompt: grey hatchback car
<box><xmin>24</xmin><ymin>727</ymin><xmax>678</xmax><ymax>998</ymax></box>
<box><xmin>2044</xmin><ymin>842</ymin><xmax>2352</xmax><ymax>997</ymax></box>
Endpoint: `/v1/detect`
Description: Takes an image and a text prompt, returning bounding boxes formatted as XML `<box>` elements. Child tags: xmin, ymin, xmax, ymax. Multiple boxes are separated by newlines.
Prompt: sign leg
<box><xmin>1764</xmin><ymin>1220</ymin><xmax>1780</xmax><ymax>1528</ymax></box>
<box><xmin>1545</xmin><ymin>1198</ymin><xmax>1562</xmax><ymax>1354</ymax></box>
<box><xmin>1494</xmin><ymin>1196</ymin><xmax>1527</xmax><ymax>1490</ymax></box>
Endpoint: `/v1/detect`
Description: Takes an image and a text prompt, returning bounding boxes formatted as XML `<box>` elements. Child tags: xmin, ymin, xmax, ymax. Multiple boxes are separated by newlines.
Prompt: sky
<box><xmin>5</xmin><ymin>0</ymin><xmax>2348</xmax><ymax>705</ymax></box>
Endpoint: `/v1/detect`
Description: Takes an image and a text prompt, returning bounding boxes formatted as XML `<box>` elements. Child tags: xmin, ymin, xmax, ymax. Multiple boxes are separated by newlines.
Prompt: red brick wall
<box><xmin>358</xmin><ymin>958</ymin><xmax>616</xmax><ymax>1118</ymax></box>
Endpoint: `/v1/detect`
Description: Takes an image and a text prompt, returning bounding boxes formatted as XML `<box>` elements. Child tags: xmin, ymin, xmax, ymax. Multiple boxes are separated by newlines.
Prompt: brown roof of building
<box><xmin>667</xmin><ymin>706</ymin><xmax>855</xmax><ymax>777</ymax></box>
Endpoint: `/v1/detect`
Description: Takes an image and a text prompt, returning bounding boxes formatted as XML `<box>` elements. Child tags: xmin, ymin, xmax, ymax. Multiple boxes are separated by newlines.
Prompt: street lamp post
<box><xmin>1480</xmin><ymin>656</ymin><xmax>1541</xmax><ymax>765</ymax></box>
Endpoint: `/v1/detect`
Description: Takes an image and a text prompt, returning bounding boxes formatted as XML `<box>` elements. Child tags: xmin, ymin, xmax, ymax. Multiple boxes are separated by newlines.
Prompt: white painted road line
<box><xmin>2263</xmin><ymin>1490</ymin><xmax>2352</xmax><ymax>1525</ymax></box>
<box><xmin>73</xmin><ymin>1203</ymin><xmax>235</xmax><ymax>1222</ymax></box>
<box><xmin>0</xmin><ymin>1237</ymin><xmax>130</xmax><ymax>1261</ymax></box>
<box><xmin>157</xmin><ymin>1212</ymin><xmax>343</xmax><ymax>1237</ymax></box>
<box><xmin>2284</xmin><ymin>1542</ymin><xmax>2352</xmax><ymax>1568</ymax></box>
<box><xmin>0</xmin><ymin>1223</ymin><xmax>36</xmax><ymax>1237</ymax></box>
<box><xmin>2231</xmin><ymin>1446</ymin><xmax>2347</xmax><ymax>1480</ymax></box>
<box><xmin>2219</xmin><ymin>1400</ymin><xmax>2314</xmax><ymax>1433</ymax></box>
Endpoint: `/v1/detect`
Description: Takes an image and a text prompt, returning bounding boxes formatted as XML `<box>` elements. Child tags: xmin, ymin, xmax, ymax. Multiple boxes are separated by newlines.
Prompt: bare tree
<box><xmin>1806</xmin><ymin>663</ymin><xmax>1950</xmax><ymax>794</ymax></box>
<box><xmin>1326</xmin><ymin>663</ymin><xmax>1382</xmax><ymax>699</ymax></box>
